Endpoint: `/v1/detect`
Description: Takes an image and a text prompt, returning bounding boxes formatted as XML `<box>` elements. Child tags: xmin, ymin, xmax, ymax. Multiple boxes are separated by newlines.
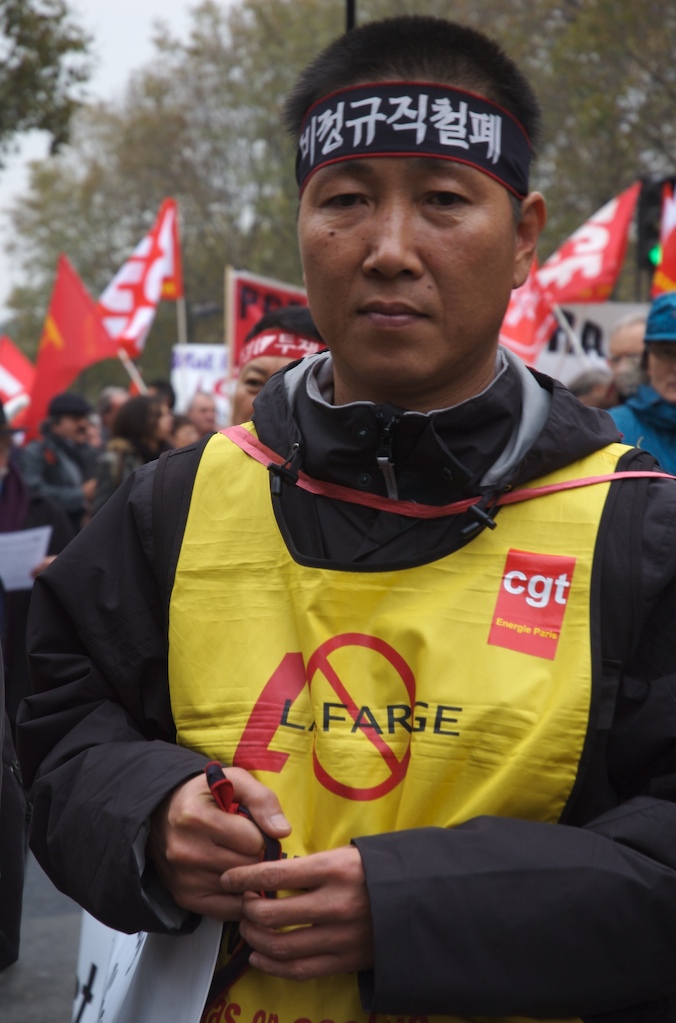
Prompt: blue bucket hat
<box><xmin>645</xmin><ymin>292</ymin><xmax>676</xmax><ymax>343</ymax></box>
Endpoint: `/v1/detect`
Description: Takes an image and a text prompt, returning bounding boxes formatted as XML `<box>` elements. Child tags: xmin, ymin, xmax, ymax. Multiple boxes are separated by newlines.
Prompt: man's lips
<box><xmin>359</xmin><ymin>302</ymin><xmax>427</xmax><ymax>327</ymax></box>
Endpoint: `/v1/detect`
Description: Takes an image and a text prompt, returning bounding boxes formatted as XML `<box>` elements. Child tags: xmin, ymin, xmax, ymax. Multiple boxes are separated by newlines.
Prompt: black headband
<box><xmin>296</xmin><ymin>82</ymin><xmax>532</xmax><ymax>198</ymax></box>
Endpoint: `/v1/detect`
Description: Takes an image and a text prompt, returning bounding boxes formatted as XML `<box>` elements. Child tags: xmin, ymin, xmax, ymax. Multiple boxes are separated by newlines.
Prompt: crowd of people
<box><xmin>3</xmin><ymin>13</ymin><xmax>676</xmax><ymax>1023</ymax></box>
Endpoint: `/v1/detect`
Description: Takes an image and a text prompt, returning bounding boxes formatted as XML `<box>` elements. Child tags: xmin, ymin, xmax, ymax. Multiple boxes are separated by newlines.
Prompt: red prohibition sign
<box><xmin>306</xmin><ymin>632</ymin><xmax>416</xmax><ymax>801</ymax></box>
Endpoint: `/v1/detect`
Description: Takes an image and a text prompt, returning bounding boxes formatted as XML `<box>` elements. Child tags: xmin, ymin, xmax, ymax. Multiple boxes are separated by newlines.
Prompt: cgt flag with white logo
<box><xmin>97</xmin><ymin>198</ymin><xmax>184</xmax><ymax>359</ymax></box>
<box><xmin>537</xmin><ymin>182</ymin><xmax>641</xmax><ymax>304</ymax></box>
<box><xmin>0</xmin><ymin>335</ymin><xmax>35</xmax><ymax>422</ymax></box>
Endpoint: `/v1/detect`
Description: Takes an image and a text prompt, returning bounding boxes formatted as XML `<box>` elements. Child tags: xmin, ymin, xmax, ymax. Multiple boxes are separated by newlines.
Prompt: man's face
<box><xmin>103</xmin><ymin>393</ymin><xmax>129</xmax><ymax>431</ymax></box>
<box><xmin>188</xmin><ymin>395</ymin><xmax>217</xmax><ymax>436</ymax></box>
<box><xmin>298</xmin><ymin>156</ymin><xmax>544</xmax><ymax>411</ymax></box>
<box><xmin>607</xmin><ymin>322</ymin><xmax>645</xmax><ymax>398</ymax></box>
<box><xmin>647</xmin><ymin>343</ymin><xmax>676</xmax><ymax>403</ymax></box>
<box><xmin>231</xmin><ymin>356</ymin><xmax>295</xmax><ymax>425</ymax></box>
<box><xmin>51</xmin><ymin>414</ymin><xmax>90</xmax><ymax>444</ymax></box>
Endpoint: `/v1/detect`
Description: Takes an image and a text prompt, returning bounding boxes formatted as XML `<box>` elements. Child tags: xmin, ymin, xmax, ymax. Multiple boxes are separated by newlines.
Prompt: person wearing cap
<box><xmin>609</xmin><ymin>292</ymin><xmax>676</xmax><ymax>473</ymax></box>
<box><xmin>20</xmin><ymin>391</ymin><xmax>98</xmax><ymax>532</ymax></box>
<box><xmin>232</xmin><ymin>306</ymin><xmax>325</xmax><ymax>425</ymax></box>
<box><xmin>17</xmin><ymin>17</ymin><xmax>676</xmax><ymax>1023</ymax></box>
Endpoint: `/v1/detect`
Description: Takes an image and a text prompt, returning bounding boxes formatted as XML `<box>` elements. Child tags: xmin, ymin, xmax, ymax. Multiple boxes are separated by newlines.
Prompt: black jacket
<box><xmin>17</xmin><ymin>351</ymin><xmax>676</xmax><ymax>1021</ymax></box>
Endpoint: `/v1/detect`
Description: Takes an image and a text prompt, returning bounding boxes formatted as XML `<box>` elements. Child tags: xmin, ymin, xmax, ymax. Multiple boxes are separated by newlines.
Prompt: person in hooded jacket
<box><xmin>609</xmin><ymin>292</ymin><xmax>676</xmax><ymax>473</ymax></box>
<box><xmin>16</xmin><ymin>16</ymin><xmax>676</xmax><ymax>1023</ymax></box>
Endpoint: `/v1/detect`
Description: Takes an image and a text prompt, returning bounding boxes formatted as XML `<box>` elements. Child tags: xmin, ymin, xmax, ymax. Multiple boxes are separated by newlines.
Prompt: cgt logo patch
<box><xmin>488</xmin><ymin>549</ymin><xmax>576</xmax><ymax>660</ymax></box>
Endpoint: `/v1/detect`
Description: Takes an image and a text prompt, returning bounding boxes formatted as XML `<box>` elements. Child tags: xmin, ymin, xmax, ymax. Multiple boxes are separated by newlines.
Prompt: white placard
<box><xmin>0</xmin><ymin>525</ymin><xmax>51</xmax><ymax>590</ymax></box>
<box><xmin>73</xmin><ymin>912</ymin><xmax>221</xmax><ymax>1023</ymax></box>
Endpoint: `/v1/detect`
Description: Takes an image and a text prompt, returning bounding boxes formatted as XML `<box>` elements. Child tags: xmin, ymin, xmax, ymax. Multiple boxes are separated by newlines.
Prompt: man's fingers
<box><xmin>226</xmin><ymin>767</ymin><xmax>292</xmax><ymax>839</ymax></box>
<box><xmin>224</xmin><ymin>845</ymin><xmax>363</xmax><ymax>895</ymax></box>
<box><xmin>238</xmin><ymin>919</ymin><xmax>373</xmax><ymax>979</ymax></box>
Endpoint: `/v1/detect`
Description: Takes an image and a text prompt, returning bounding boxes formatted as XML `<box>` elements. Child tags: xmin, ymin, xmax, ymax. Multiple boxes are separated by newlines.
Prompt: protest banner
<box><xmin>171</xmin><ymin>343</ymin><xmax>230</xmax><ymax>426</ymax></box>
<box><xmin>535</xmin><ymin>301</ymin><xmax>649</xmax><ymax>385</ymax></box>
<box><xmin>224</xmin><ymin>267</ymin><xmax>307</xmax><ymax>375</ymax></box>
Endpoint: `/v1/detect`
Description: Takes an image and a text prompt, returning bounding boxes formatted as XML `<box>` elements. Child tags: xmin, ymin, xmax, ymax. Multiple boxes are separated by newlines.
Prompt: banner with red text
<box><xmin>0</xmin><ymin>336</ymin><xmax>34</xmax><ymax>422</ymax></box>
<box><xmin>98</xmin><ymin>198</ymin><xmax>184</xmax><ymax>359</ymax></box>
<box><xmin>225</xmin><ymin>267</ymin><xmax>307</xmax><ymax>374</ymax></box>
<box><xmin>538</xmin><ymin>182</ymin><xmax>641</xmax><ymax>304</ymax></box>
<box><xmin>499</xmin><ymin>259</ymin><xmax>557</xmax><ymax>366</ymax></box>
<box><xmin>651</xmin><ymin>182</ymin><xmax>676</xmax><ymax>297</ymax></box>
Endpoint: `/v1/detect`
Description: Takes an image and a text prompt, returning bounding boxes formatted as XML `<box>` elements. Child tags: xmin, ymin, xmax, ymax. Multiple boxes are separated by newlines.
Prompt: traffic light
<box><xmin>637</xmin><ymin>178</ymin><xmax>666</xmax><ymax>271</ymax></box>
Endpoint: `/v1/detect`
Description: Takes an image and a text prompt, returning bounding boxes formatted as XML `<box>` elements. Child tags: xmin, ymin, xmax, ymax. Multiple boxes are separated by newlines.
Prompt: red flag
<box><xmin>97</xmin><ymin>198</ymin><xmax>184</xmax><ymax>359</ymax></box>
<box><xmin>651</xmin><ymin>182</ymin><xmax>676</xmax><ymax>297</ymax></box>
<box><xmin>499</xmin><ymin>259</ymin><xmax>556</xmax><ymax>366</ymax></box>
<box><xmin>538</xmin><ymin>182</ymin><xmax>641</xmax><ymax>304</ymax></box>
<box><xmin>0</xmin><ymin>336</ymin><xmax>34</xmax><ymax>422</ymax></box>
<box><xmin>21</xmin><ymin>255</ymin><xmax>120</xmax><ymax>438</ymax></box>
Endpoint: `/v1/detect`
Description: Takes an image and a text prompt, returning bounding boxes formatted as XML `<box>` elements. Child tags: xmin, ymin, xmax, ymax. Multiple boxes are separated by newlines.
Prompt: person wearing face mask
<box><xmin>231</xmin><ymin>307</ymin><xmax>325</xmax><ymax>426</ymax></box>
<box><xmin>609</xmin><ymin>293</ymin><xmax>676</xmax><ymax>473</ymax></box>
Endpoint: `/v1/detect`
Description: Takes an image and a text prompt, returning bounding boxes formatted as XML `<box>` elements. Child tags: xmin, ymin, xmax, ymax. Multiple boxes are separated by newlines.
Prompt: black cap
<box><xmin>48</xmin><ymin>393</ymin><xmax>93</xmax><ymax>418</ymax></box>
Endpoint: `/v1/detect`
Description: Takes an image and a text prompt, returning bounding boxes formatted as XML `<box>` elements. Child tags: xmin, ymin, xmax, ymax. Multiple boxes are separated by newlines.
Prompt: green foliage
<box><xmin>4</xmin><ymin>0</ymin><xmax>676</xmax><ymax>383</ymax></box>
<box><xmin>0</xmin><ymin>0</ymin><xmax>91</xmax><ymax>160</ymax></box>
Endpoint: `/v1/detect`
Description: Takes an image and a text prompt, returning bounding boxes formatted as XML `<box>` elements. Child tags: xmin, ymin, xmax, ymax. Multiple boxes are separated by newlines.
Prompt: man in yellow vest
<box><xmin>17</xmin><ymin>16</ymin><xmax>676</xmax><ymax>1023</ymax></box>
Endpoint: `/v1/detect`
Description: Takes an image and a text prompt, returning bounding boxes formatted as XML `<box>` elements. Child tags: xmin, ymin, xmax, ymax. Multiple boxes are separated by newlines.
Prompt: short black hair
<box><xmin>284</xmin><ymin>16</ymin><xmax>541</xmax><ymax>152</ymax></box>
<box><xmin>245</xmin><ymin>305</ymin><xmax>324</xmax><ymax>343</ymax></box>
<box><xmin>147</xmin><ymin>378</ymin><xmax>176</xmax><ymax>410</ymax></box>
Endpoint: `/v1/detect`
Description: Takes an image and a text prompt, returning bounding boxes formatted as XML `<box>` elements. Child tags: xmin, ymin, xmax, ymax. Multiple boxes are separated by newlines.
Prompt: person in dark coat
<box><xmin>16</xmin><ymin>16</ymin><xmax>676</xmax><ymax>1023</ymax></box>
<box><xmin>0</xmin><ymin>403</ymin><xmax>74</xmax><ymax>730</ymax></box>
<box><xmin>20</xmin><ymin>392</ymin><xmax>97</xmax><ymax>533</ymax></box>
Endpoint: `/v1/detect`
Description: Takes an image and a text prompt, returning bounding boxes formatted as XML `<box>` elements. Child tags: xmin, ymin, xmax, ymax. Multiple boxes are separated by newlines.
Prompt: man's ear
<box><xmin>513</xmin><ymin>192</ymin><xmax>546</xmax><ymax>288</ymax></box>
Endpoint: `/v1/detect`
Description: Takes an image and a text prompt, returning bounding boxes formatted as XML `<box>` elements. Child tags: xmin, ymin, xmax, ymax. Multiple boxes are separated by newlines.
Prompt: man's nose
<box><xmin>361</xmin><ymin>202</ymin><xmax>424</xmax><ymax>278</ymax></box>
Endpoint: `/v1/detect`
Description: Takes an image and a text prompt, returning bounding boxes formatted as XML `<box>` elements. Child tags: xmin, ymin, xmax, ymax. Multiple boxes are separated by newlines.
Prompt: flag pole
<box><xmin>176</xmin><ymin>296</ymin><xmax>188</xmax><ymax>345</ymax></box>
<box><xmin>551</xmin><ymin>303</ymin><xmax>593</xmax><ymax>369</ymax></box>
<box><xmin>117</xmin><ymin>349</ymin><xmax>148</xmax><ymax>394</ymax></box>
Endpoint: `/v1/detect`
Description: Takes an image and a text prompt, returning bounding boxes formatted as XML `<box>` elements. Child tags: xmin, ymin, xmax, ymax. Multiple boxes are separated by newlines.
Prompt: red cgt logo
<box><xmin>488</xmin><ymin>549</ymin><xmax>577</xmax><ymax>660</ymax></box>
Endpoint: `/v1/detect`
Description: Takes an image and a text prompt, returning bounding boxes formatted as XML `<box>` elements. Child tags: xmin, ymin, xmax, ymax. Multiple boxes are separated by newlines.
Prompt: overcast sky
<box><xmin>0</xmin><ymin>0</ymin><xmax>197</xmax><ymax>321</ymax></box>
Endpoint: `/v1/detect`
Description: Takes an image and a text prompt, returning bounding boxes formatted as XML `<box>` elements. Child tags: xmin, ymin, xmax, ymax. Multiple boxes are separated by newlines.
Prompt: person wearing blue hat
<box><xmin>609</xmin><ymin>292</ymin><xmax>676</xmax><ymax>473</ymax></box>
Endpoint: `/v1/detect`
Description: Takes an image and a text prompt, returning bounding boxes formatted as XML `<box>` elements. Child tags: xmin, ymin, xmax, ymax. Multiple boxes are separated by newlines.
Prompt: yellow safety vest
<box><xmin>169</xmin><ymin>428</ymin><xmax>629</xmax><ymax>1023</ymax></box>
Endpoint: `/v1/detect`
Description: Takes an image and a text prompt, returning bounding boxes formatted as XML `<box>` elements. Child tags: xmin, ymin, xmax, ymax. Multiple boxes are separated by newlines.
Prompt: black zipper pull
<box><xmin>268</xmin><ymin>443</ymin><xmax>301</xmax><ymax>497</ymax></box>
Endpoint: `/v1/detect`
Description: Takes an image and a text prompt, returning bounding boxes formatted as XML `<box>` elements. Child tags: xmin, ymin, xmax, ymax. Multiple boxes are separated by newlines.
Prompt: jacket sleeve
<box><xmin>16</xmin><ymin>463</ymin><xmax>208</xmax><ymax>935</ymax></box>
<box><xmin>354</xmin><ymin>474</ymin><xmax>676</xmax><ymax>1021</ymax></box>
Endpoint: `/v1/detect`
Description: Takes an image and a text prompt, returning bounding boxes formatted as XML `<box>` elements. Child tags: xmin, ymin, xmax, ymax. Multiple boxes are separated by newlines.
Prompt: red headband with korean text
<box><xmin>238</xmin><ymin>331</ymin><xmax>326</xmax><ymax>369</ymax></box>
<box><xmin>296</xmin><ymin>82</ymin><xmax>532</xmax><ymax>199</ymax></box>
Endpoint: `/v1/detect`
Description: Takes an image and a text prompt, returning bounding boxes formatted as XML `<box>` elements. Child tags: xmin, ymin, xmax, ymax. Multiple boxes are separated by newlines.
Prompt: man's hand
<box><xmin>223</xmin><ymin>846</ymin><xmax>374</xmax><ymax>980</ymax></box>
<box><xmin>82</xmin><ymin>478</ymin><xmax>97</xmax><ymax>502</ymax></box>
<box><xmin>148</xmin><ymin>768</ymin><xmax>291</xmax><ymax>921</ymax></box>
<box><xmin>31</xmin><ymin>555</ymin><xmax>57</xmax><ymax>578</ymax></box>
